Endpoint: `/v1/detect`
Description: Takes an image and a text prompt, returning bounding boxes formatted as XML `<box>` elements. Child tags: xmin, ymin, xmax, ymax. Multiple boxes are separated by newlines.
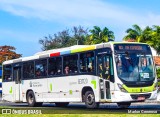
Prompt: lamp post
<box><xmin>75</xmin><ymin>39</ymin><xmax>79</xmax><ymax>45</ymax></box>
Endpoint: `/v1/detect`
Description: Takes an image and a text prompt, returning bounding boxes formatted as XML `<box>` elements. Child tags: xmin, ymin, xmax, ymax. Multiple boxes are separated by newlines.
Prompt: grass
<box><xmin>0</xmin><ymin>106</ymin><xmax>159</xmax><ymax>117</ymax></box>
<box><xmin>0</xmin><ymin>114</ymin><xmax>160</xmax><ymax>117</ymax></box>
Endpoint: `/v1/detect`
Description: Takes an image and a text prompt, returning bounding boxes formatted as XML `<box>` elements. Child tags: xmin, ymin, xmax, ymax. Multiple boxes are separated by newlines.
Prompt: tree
<box><xmin>123</xmin><ymin>24</ymin><xmax>142</xmax><ymax>42</ymax></box>
<box><xmin>123</xmin><ymin>25</ymin><xmax>160</xmax><ymax>54</ymax></box>
<box><xmin>71</xmin><ymin>26</ymin><xmax>88</xmax><ymax>45</ymax></box>
<box><xmin>0</xmin><ymin>45</ymin><xmax>22</xmax><ymax>64</ymax></box>
<box><xmin>139</xmin><ymin>25</ymin><xmax>160</xmax><ymax>54</ymax></box>
<box><xmin>86</xmin><ymin>26</ymin><xmax>115</xmax><ymax>44</ymax></box>
<box><xmin>39</xmin><ymin>26</ymin><xmax>88</xmax><ymax>50</ymax></box>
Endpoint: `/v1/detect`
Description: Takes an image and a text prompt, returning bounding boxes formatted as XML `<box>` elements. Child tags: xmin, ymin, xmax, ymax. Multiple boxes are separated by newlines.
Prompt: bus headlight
<box><xmin>117</xmin><ymin>83</ymin><xmax>128</xmax><ymax>92</ymax></box>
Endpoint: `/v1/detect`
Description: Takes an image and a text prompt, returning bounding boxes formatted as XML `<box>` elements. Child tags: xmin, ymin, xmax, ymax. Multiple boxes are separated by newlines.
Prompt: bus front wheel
<box><xmin>27</xmin><ymin>91</ymin><xmax>42</xmax><ymax>107</ymax></box>
<box><xmin>84</xmin><ymin>91</ymin><xmax>99</xmax><ymax>109</ymax></box>
<box><xmin>117</xmin><ymin>102</ymin><xmax>131</xmax><ymax>108</ymax></box>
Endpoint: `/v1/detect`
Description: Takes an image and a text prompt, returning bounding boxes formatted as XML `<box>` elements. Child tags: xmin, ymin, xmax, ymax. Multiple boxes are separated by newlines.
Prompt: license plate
<box><xmin>137</xmin><ymin>96</ymin><xmax>145</xmax><ymax>101</ymax></box>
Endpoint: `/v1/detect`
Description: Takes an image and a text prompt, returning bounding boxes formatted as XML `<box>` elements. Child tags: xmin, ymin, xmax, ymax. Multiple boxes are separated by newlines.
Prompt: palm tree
<box><xmin>87</xmin><ymin>26</ymin><xmax>115</xmax><ymax>44</ymax></box>
<box><xmin>123</xmin><ymin>24</ymin><xmax>142</xmax><ymax>42</ymax></box>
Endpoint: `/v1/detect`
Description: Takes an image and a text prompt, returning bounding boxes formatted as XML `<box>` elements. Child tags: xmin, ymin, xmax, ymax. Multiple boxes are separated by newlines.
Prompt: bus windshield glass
<box><xmin>114</xmin><ymin>44</ymin><xmax>155</xmax><ymax>83</ymax></box>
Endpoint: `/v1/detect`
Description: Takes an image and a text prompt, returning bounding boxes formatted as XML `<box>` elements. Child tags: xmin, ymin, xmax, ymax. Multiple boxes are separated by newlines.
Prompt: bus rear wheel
<box><xmin>117</xmin><ymin>102</ymin><xmax>131</xmax><ymax>108</ymax></box>
<box><xmin>84</xmin><ymin>91</ymin><xmax>99</xmax><ymax>109</ymax></box>
<box><xmin>27</xmin><ymin>91</ymin><xmax>42</xmax><ymax>107</ymax></box>
<box><xmin>55</xmin><ymin>102</ymin><xmax>69</xmax><ymax>107</ymax></box>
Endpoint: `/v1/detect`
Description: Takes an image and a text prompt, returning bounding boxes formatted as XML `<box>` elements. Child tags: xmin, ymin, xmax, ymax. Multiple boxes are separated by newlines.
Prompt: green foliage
<box><xmin>124</xmin><ymin>25</ymin><xmax>160</xmax><ymax>54</ymax></box>
<box><xmin>86</xmin><ymin>26</ymin><xmax>115</xmax><ymax>45</ymax></box>
<box><xmin>39</xmin><ymin>26</ymin><xmax>88</xmax><ymax>50</ymax></box>
<box><xmin>156</xmin><ymin>68</ymin><xmax>160</xmax><ymax>79</ymax></box>
<box><xmin>39</xmin><ymin>26</ymin><xmax>115</xmax><ymax>50</ymax></box>
<box><xmin>123</xmin><ymin>24</ymin><xmax>142</xmax><ymax>42</ymax></box>
<box><xmin>139</xmin><ymin>25</ymin><xmax>160</xmax><ymax>54</ymax></box>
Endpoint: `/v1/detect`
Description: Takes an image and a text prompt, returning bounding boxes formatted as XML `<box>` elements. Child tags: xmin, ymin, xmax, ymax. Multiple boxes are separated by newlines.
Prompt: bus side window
<box><xmin>3</xmin><ymin>65</ymin><xmax>12</xmax><ymax>82</ymax></box>
<box><xmin>80</xmin><ymin>52</ymin><xmax>94</xmax><ymax>73</ymax></box>
<box><xmin>23</xmin><ymin>62</ymin><xmax>34</xmax><ymax>79</ymax></box>
<box><xmin>48</xmin><ymin>57</ymin><xmax>62</xmax><ymax>76</ymax></box>
<box><xmin>35</xmin><ymin>59</ymin><xmax>47</xmax><ymax>78</ymax></box>
<box><xmin>63</xmin><ymin>54</ymin><xmax>78</xmax><ymax>75</ymax></box>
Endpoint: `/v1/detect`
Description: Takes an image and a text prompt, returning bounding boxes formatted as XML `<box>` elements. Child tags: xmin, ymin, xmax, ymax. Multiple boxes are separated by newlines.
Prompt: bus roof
<box><xmin>110</xmin><ymin>41</ymin><xmax>147</xmax><ymax>45</ymax></box>
<box><xmin>2</xmin><ymin>42</ymin><xmax>148</xmax><ymax>65</ymax></box>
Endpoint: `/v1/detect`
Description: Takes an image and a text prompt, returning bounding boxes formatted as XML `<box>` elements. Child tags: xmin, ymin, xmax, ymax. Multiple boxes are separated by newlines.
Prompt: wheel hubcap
<box><xmin>28</xmin><ymin>94</ymin><xmax>33</xmax><ymax>104</ymax></box>
<box><xmin>87</xmin><ymin>94</ymin><xmax>94</xmax><ymax>105</ymax></box>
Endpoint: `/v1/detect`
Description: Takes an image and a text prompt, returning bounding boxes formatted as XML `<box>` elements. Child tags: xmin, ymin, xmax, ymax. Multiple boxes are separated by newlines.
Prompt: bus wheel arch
<box><xmin>82</xmin><ymin>86</ymin><xmax>93</xmax><ymax>102</ymax></box>
<box><xmin>26</xmin><ymin>90</ymin><xmax>42</xmax><ymax>107</ymax></box>
<box><xmin>26</xmin><ymin>89</ymin><xmax>33</xmax><ymax>101</ymax></box>
<box><xmin>81</xmin><ymin>86</ymin><xmax>99</xmax><ymax>108</ymax></box>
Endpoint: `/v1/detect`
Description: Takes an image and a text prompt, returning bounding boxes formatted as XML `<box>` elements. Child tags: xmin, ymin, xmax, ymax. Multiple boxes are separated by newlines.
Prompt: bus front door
<box><xmin>13</xmin><ymin>66</ymin><xmax>22</xmax><ymax>102</ymax></box>
<box><xmin>97</xmin><ymin>54</ymin><xmax>111</xmax><ymax>100</ymax></box>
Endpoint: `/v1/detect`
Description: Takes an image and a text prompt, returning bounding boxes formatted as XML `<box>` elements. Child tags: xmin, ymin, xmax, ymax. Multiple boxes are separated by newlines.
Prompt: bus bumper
<box><xmin>147</xmin><ymin>89</ymin><xmax>158</xmax><ymax>100</ymax></box>
<box><xmin>112</xmin><ymin>90</ymin><xmax>157</xmax><ymax>102</ymax></box>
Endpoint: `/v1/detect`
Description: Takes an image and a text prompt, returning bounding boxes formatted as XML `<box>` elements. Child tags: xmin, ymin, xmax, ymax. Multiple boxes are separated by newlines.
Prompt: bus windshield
<box><xmin>114</xmin><ymin>44</ymin><xmax>155</xmax><ymax>84</ymax></box>
<box><xmin>115</xmin><ymin>52</ymin><xmax>155</xmax><ymax>83</ymax></box>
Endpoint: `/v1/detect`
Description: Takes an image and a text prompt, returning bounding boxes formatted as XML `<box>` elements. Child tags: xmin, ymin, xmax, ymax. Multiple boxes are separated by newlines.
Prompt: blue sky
<box><xmin>0</xmin><ymin>0</ymin><xmax>160</xmax><ymax>57</ymax></box>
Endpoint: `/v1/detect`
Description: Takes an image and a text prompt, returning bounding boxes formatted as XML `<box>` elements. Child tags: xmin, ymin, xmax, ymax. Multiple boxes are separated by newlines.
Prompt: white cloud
<box><xmin>0</xmin><ymin>0</ymin><xmax>148</xmax><ymax>26</ymax></box>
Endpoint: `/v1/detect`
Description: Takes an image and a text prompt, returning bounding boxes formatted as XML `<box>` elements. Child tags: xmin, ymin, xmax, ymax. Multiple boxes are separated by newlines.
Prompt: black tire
<box><xmin>55</xmin><ymin>102</ymin><xmax>69</xmax><ymax>107</ymax></box>
<box><xmin>117</xmin><ymin>102</ymin><xmax>131</xmax><ymax>108</ymax></box>
<box><xmin>27</xmin><ymin>91</ymin><xmax>43</xmax><ymax>107</ymax></box>
<box><xmin>84</xmin><ymin>91</ymin><xmax>99</xmax><ymax>109</ymax></box>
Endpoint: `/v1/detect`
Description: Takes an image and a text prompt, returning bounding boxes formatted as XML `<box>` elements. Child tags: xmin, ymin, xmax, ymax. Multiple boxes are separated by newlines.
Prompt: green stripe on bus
<box><xmin>123</xmin><ymin>83</ymin><xmax>155</xmax><ymax>93</ymax></box>
<box><xmin>71</xmin><ymin>48</ymin><xmax>83</xmax><ymax>53</ymax></box>
<box><xmin>50</xmin><ymin>83</ymin><xmax>52</xmax><ymax>92</ymax></box>
<box><xmin>69</xmin><ymin>90</ymin><xmax>73</xmax><ymax>95</ymax></box>
<box><xmin>91</xmin><ymin>80</ymin><xmax>96</xmax><ymax>89</ymax></box>
<box><xmin>9</xmin><ymin>87</ymin><xmax>12</xmax><ymax>94</ymax></box>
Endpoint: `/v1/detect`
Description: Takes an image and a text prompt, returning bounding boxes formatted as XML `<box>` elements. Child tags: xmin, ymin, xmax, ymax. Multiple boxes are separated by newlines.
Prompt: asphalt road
<box><xmin>0</xmin><ymin>99</ymin><xmax>160</xmax><ymax>109</ymax></box>
<box><xmin>0</xmin><ymin>97</ymin><xmax>160</xmax><ymax>114</ymax></box>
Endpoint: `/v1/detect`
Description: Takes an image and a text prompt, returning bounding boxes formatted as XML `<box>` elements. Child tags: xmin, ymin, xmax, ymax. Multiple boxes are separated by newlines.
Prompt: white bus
<box><xmin>2</xmin><ymin>42</ymin><xmax>158</xmax><ymax>108</ymax></box>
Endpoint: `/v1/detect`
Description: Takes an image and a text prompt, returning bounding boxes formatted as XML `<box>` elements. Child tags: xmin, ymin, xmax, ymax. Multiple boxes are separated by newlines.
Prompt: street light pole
<box><xmin>76</xmin><ymin>39</ymin><xmax>79</xmax><ymax>45</ymax></box>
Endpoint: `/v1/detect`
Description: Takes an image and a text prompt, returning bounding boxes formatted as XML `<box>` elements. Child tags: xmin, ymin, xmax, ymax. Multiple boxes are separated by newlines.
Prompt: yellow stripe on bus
<box><xmin>71</xmin><ymin>45</ymin><xmax>96</xmax><ymax>53</ymax></box>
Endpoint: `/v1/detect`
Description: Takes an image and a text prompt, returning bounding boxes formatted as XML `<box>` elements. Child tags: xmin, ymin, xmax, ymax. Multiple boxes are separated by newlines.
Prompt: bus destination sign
<box><xmin>114</xmin><ymin>44</ymin><xmax>149</xmax><ymax>51</ymax></box>
<box><xmin>118</xmin><ymin>45</ymin><xmax>142</xmax><ymax>50</ymax></box>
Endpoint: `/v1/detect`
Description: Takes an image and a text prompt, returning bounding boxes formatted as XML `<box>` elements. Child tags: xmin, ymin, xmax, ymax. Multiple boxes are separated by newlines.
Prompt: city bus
<box><xmin>2</xmin><ymin>42</ymin><xmax>158</xmax><ymax>108</ymax></box>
